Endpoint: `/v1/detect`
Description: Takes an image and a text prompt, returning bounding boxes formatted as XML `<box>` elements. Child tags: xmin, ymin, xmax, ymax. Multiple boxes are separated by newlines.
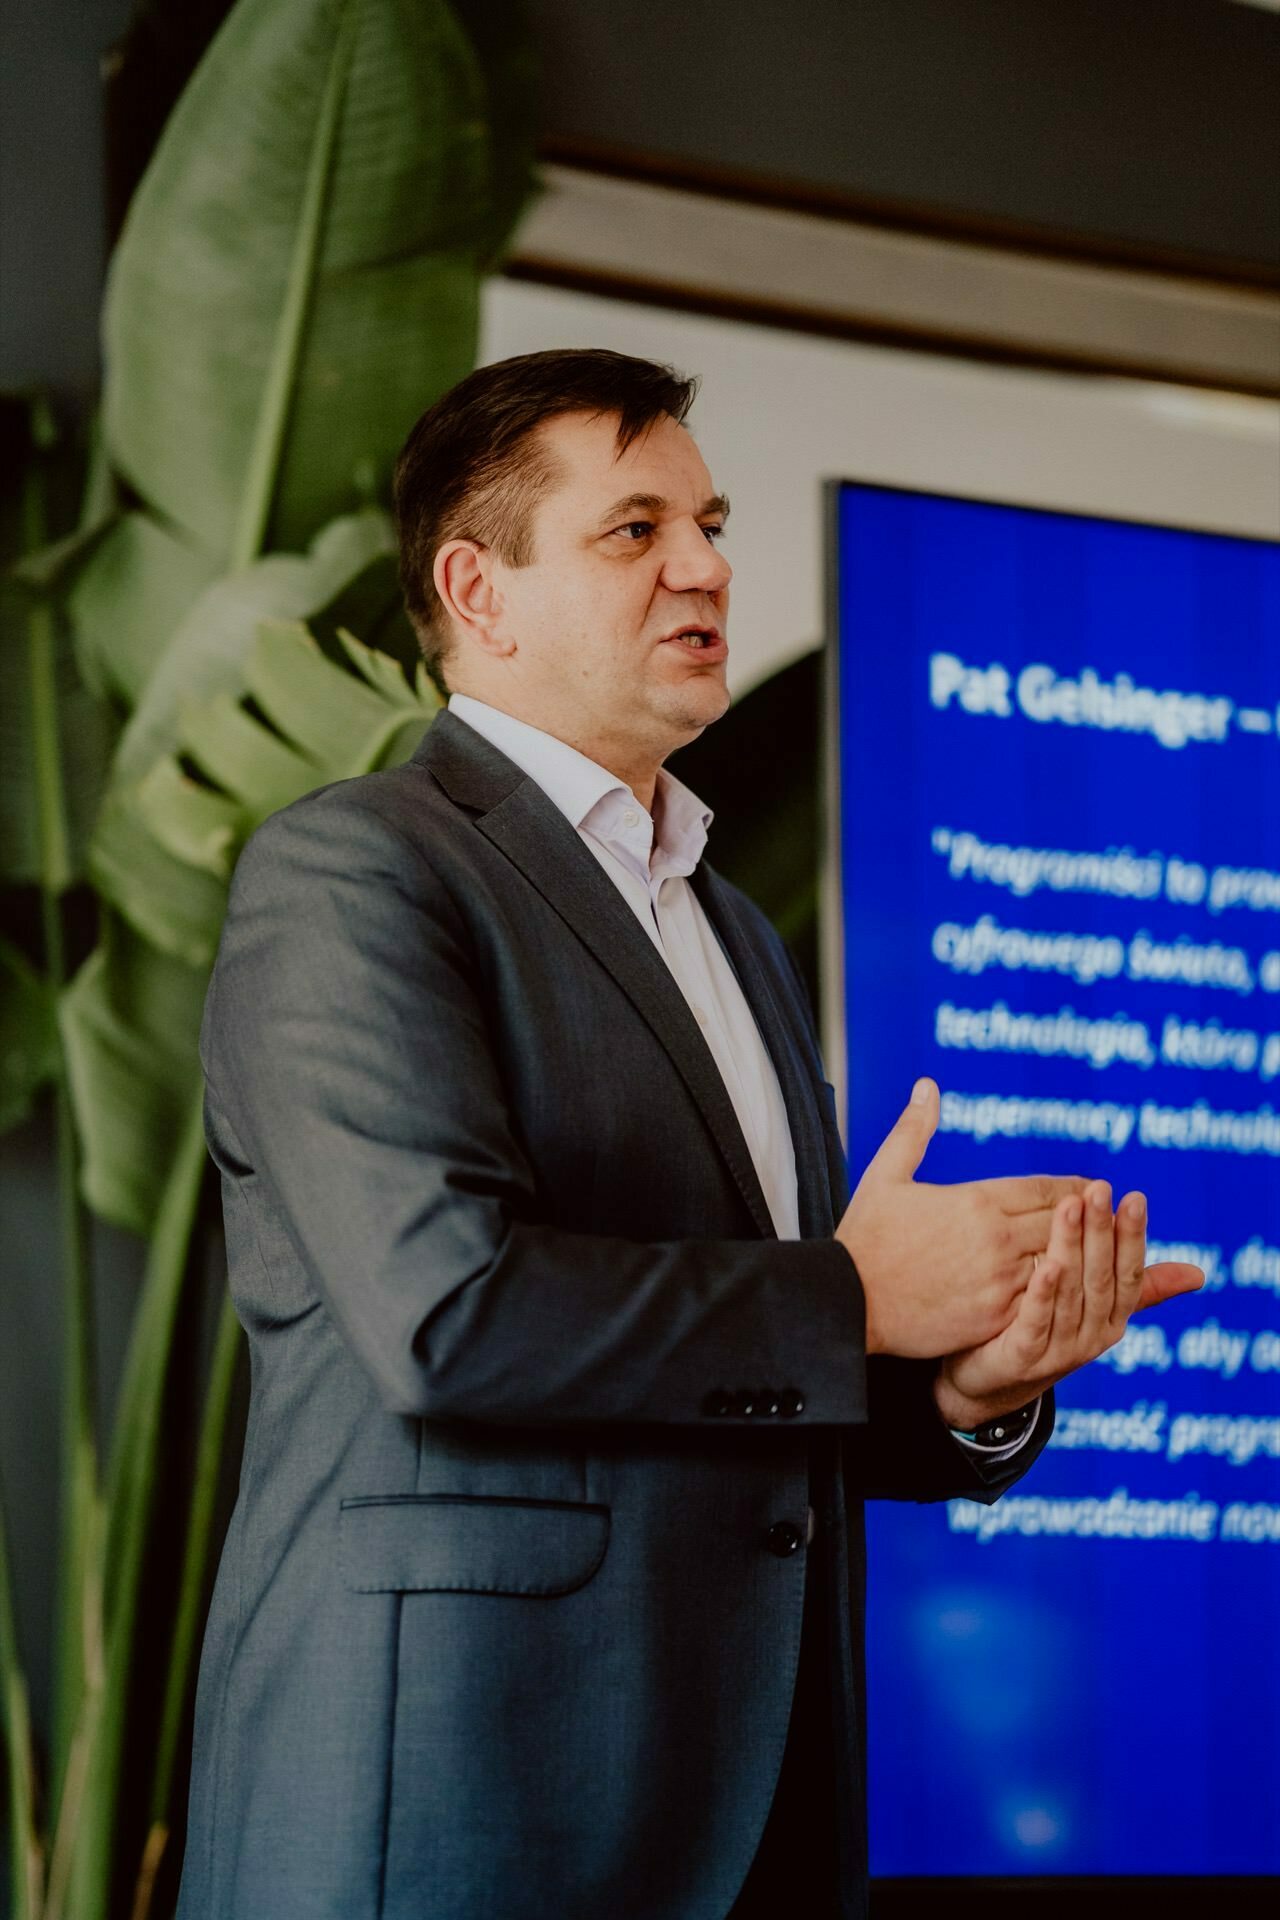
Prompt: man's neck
<box><xmin>449</xmin><ymin>691</ymin><xmax>665</xmax><ymax>812</ymax></box>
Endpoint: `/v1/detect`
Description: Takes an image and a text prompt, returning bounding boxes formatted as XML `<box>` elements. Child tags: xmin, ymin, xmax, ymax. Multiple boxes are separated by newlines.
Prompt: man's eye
<box><xmin>701</xmin><ymin>524</ymin><xmax>726</xmax><ymax>544</ymax></box>
<box><xmin>617</xmin><ymin>521</ymin><xmax>655</xmax><ymax>539</ymax></box>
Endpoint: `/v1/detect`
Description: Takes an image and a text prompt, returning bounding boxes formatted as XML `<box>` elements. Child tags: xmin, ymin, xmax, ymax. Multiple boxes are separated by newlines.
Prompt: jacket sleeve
<box><xmin>202</xmin><ymin>787</ymin><xmax>868</xmax><ymax>1427</ymax></box>
<box><xmin>844</xmin><ymin>1361</ymin><xmax>1055</xmax><ymax>1503</ymax></box>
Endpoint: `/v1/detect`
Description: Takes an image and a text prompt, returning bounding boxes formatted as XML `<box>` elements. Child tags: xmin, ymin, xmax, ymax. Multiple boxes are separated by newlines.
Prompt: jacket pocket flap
<box><xmin>339</xmin><ymin>1494</ymin><xmax>610</xmax><ymax>1596</ymax></box>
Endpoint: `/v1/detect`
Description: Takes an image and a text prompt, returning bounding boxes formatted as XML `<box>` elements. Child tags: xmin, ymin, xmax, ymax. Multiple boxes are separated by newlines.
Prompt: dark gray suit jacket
<box><xmin>175</xmin><ymin>707</ymin><xmax>1050</xmax><ymax>1920</ymax></box>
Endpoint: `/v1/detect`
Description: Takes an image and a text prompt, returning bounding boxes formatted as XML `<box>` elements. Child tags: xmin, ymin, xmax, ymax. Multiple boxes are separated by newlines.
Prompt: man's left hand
<box><xmin>932</xmin><ymin>1181</ymin><xmax>1206</xmax><ymax>1431</ymax></box>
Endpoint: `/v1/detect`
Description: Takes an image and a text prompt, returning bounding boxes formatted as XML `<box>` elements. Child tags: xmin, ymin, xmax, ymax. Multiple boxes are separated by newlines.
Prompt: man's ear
<box><xmin>433</xmin><ymin>539</ymin><xmax>512</xmax><ymax>659</ymax></box>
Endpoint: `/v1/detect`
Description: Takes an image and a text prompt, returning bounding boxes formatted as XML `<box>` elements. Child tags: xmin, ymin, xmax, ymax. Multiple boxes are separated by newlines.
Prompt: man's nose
<box><xmin>663</xmin><ymin>524</ymin><xmax>732</xmax><ymax>592</ymax></box>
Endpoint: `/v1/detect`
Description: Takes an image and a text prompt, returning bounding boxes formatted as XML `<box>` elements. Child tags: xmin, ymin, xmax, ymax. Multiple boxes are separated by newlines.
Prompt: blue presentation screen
<box><xmin>832</xmin><ymin>482</ymin><xmax>1280</xmax><ymax>1877</ymax></box>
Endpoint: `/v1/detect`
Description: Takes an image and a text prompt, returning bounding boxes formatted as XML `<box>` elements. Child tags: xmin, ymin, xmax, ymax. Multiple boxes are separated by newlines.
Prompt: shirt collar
<box><xmin>446</xmin><ymin>693</ymin><xmax>713</xmax><ymax>880</ymax></box>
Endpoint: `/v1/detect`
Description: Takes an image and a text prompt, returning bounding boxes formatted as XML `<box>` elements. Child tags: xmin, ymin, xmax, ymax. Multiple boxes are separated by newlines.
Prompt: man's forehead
<box><xmin>538</xmin><ymin>409</ymin><xmax>715</xmax><ymax>505</ymax></box>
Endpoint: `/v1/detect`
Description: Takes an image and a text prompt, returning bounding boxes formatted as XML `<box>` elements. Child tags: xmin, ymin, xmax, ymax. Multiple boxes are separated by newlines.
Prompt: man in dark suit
<box><xmin>175</xmin><ymin>348</ymin><xmax>1201</xmax><ymax>1920</ymax></box>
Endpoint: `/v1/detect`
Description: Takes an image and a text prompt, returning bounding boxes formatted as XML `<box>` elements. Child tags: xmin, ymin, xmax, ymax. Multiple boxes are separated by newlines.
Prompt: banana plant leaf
<box><xmin>59</xmin><ymin>925</ymin><xmax>208</xmax><ymax>1239</ymax></box>
<box><xmin>102</xmin><ymin>0</ymin><xmax>533</xmax><ymax>566</ymax></box>
<box><xmin>305</xmin><ymin>548</ymin><xmax>422</xmax><ymax>674</ymax></box>
<box><xmin>66</xmin><ymin>512</ymin><xmax>219</xmax><ymax>709</ymax></box>
<box><xmin>61</xmin><ymin>627</ymin><xmax>439</xmax><ymax>1914</ymax></box>
<box><xmin>64</xmin><ymin>617</ymin><xmax>437</xmax><ymax>1237</ymax></box>
<box><xmin>108</xmin><ymin>507</ymin><xmax>393</xmax><ymax>786</ymax></box>
<box><xmin>4</xmin><ymin>3</ymin><xmax>538</xmax><ymax>1912</ymax></box>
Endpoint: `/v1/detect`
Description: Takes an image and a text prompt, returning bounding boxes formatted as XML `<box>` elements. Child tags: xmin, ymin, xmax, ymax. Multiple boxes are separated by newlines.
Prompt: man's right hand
<box><xmin>834</xmin><ymin>1077</ymin><xmax>1090</xmax><ymax>1358</ymax></box>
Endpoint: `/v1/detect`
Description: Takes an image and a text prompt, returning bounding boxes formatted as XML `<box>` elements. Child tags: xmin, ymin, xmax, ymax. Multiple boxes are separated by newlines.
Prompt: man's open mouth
<box><xmin>661</xmin><ymin>626</ymin><xmax>725</xmax><ymax>655</ymax></box>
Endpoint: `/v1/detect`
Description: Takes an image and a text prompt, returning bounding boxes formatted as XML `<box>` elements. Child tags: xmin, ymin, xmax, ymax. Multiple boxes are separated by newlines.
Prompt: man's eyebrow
<box><xmin>591</xmin><ymin>491</ymin><xmax>731</xmax><ymax>530</ymax></box>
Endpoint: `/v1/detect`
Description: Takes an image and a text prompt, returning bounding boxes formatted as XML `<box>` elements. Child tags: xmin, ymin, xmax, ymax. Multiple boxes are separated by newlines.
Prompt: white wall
<box><xmin>479</xmin><ymin>278</ymin><xmax>1280</xmax><ymax>700</ymax></box>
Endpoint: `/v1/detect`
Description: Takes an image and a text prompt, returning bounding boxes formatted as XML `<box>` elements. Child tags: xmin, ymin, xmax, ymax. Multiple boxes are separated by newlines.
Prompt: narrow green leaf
<box><xmin>334</xmin><ymin>624</ymin><xmax>420</xmax><ymax>706</ymax></box>
<box><xmin>9</xmin><ymin>514</ymin><xmax>117</xmax><ymax>595</ymax></box>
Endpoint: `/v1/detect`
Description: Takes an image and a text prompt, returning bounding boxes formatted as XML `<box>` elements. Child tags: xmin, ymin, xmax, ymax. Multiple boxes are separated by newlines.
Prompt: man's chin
<box><xmin>658</xmin><ymin>680</ymin><xmax>732</xmax><ymax>748</ymax></box>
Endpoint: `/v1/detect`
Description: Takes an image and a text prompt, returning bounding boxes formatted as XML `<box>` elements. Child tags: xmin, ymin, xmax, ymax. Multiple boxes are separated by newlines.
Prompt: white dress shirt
<box><xmin>446</xmin><ymin>693</ymin><xmax>1038</xmax><ymax>1462</ymax></box>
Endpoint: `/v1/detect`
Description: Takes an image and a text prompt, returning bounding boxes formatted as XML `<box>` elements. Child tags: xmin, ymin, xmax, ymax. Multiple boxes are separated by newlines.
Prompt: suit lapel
<box><xmin>689</xmin><ymin>865</ymin><xmax>837</xmax><ymax>1239</ymax></box>
<box><xmin>415</xmin><ymin>712</ymin><xmax>777</xmax><ymax>1239</ymax></box>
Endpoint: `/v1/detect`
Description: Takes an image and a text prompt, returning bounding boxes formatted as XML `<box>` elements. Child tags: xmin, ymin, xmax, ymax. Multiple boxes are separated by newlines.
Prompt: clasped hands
<box><xmin>835</xmin><ymin>1077</ymin><xmax>1206</xmax><ymax>1432</ymax></box>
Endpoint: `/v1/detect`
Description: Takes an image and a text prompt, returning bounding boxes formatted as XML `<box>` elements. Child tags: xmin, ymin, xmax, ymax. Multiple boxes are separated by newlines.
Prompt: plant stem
<box><xmin>0</xmin><ymin>1473</ymin><xmax>43</xmax><ymax>1920</ymax></box>
<box><xmin>21</xmin><ymin>400</ymin><xmax>103</xmax><ymax>1827</ymax></box>
<box><xmin>49</xmin><ymin>1082</ymin><xmax>208</xmax><ymax>1920</ymax></box>
<box><xmin>130</xmin><ymin>1288</ymin><xmax>243</xmax><ymax>1920</ymax></box>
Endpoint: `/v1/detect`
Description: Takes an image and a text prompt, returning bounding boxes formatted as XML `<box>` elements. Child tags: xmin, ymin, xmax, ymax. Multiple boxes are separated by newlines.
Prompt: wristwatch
<box><xmin>949</xmin><ymin>1398</ymin><xmax>1039</xmax><ymax>1449</ymax></box>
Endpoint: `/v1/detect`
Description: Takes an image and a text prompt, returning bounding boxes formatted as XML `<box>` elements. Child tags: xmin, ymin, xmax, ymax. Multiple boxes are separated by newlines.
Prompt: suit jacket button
<box><xmin>759</xmin><ymin>1386</ymin><xmax>781</xmax><ymax>1416</ymax></box>
<box><xmin>778</xmin><ymin>1388</ymin><xmax>805</xmax><ymax>1417</ymax></box>
<box><xmin>728</xmin><ymin>1388</ymin><xmax>755</xmax><ymax>1417</ymax></box>
<box><xmin>702</xmin><ymin>1389</ymin><xmax>733</xmax><ymax>1417</ymax></box>
<box><xmin>764</xmin><ymin>1520</ymin><xmax>803</xmax><ymax>1557</ymax></box>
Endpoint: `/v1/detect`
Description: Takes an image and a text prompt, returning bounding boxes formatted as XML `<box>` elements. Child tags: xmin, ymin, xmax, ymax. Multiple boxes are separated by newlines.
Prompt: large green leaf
<box><xmin>102</xmin><ymin>0</ymin><xmax>534</xmax><ymax>563</ymax></box>
<box><xmin>59</xmin><ymin>925</ymin><xmax>206</xmax><ymax>1237</ymax></box>
<box><xmin>72</xmin><ymin>615</ymin><xmax>437</xmax><ymax>1231</ymax></box>
<box><xmin>66</xmin><ymin>511</ymin><xmax>219</xmax><ymax>708</ymax></box>
<box><xmin>109</xmin><ymin>508</ymin><xmax>392</xmax><ymax>787</ymax></box>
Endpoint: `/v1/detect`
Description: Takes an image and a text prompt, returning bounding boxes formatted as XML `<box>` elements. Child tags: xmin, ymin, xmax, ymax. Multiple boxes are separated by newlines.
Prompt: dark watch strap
<box><xmin>951</xmin><ymin>1398</ymin><xmax>1040</xmax><ymax>1449</ymax></box>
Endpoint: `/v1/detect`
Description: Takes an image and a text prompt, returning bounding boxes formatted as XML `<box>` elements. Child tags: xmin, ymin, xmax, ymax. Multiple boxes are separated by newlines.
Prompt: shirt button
<box><xmin>692</xmin><ymin>1005</ymin><xmax>707</xmax><ymax>1026</ymax></box>
<box><xmin>623</xmin><ymin>809</ymin><xmax>639</xmax><ymax>828</ymax></box>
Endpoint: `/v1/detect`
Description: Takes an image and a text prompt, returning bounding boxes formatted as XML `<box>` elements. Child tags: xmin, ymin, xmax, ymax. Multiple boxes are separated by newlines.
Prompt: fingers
<box><xmin>863</xmin><ymin>1078</ymin><xmax>939</xmax><ymax>1183</ymax></box>
<box><xmin>1113</xmin><ymin>1191</ymin><xmax>1148</xmax><ymax>1322</ymax></box>
<box><xmin>1048</xmin><ymin>1191</ymin><xmax>1085</xmax><ymax>1337</ymax></box>
<box><xmin>1080</xmin><ymin>1180</ymin><xmax>1115</xmax><ymax>1343</ymax></box>
<box><xmin>1005</xmin><ymin>1204</ymin><xmax>1081</xmax><ymax>1259</ymax></box>
<box><xmin>981</xmin><ymin>1173</ymin><xmax>1091</xmax><ymax>1215</ymax></box>
<box><xmin>1136</xmin><ymin>1262</ymin><xmax>1207</xmax><ymax>1312</ymax></box>
<box><xmin>1011</xmin><ymin>1247</ymin><xmax>1061</xmax><ymax>1366</ymax></box>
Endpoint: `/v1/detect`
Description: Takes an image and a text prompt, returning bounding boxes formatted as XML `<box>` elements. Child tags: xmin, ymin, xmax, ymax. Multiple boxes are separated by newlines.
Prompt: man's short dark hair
<box><xmin>392</xmin><ymin>347</ymin><xmax>699</xmax><ymax>694</ymax></box>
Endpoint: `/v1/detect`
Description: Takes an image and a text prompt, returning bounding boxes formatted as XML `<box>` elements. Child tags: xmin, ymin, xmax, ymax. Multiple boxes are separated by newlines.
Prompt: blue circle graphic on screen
<box><xmin>828</xmin><ymin>482</ymin><xmax>1280</xmax><ymax>1877</ymax></box>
